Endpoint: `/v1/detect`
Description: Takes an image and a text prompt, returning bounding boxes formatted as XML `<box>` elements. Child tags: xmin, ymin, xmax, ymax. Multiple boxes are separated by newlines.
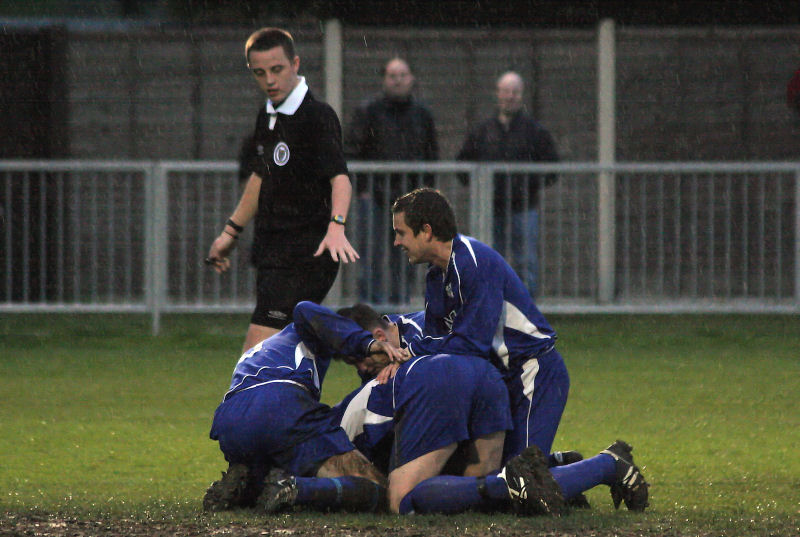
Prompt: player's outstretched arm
<box><xmin>293</xmin><ymin>301</ymin><xmax>373</xmax><ymax>358</ymax></box>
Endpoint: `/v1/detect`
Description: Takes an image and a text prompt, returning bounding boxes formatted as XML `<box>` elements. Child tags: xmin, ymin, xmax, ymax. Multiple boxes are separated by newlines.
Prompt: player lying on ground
<box><xmin>203</xmin><ymin>301</ymin><xmax>403</xmax><ymax>512</ymax></box>
<box><xmin>257</xmin><ymin>303</ymin><xmax>648</xmax><ymax>515</ymax></box>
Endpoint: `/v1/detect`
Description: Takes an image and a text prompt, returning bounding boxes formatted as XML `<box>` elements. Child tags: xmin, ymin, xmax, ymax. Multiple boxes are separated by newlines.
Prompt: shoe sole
<box><xmin>506</xmin><ymin>446</ymin><xmax>567</xmax><ymax>516</ymax></box>
<box><xmin>203</xmin><ymin>463</ymin><xmax>252</xmax><ymax>512</ymax></box>
<box><xmin>258</xmin><ymin>469</ymin><xmax>298</xmax><ymax>513</ymax></box>
<box><xmin>602</xmin><ymin>441</ymin><xmax>649</xmax><ymax>512</ymax></box>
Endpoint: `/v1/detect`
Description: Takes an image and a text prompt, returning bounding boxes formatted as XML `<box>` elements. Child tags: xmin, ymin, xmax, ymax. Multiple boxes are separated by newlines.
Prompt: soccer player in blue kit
<box><xmin>390</xmin><ymin>187</ymin><xmax>569</xmax><ymax>465</ymax></box>
<box><xmin>203</xmin><ymin>301</ymin><xmax>403</xmax><ymax>512</ymax></box>
<box><xmin>259</xmin><ymin>303</ymin><xmax>649</xmax><ymax>515</ymax></box>
<box><xmin>304</xmin><ymin>304</ymin><xmax>513</xmax><ymax>513</ymax></box>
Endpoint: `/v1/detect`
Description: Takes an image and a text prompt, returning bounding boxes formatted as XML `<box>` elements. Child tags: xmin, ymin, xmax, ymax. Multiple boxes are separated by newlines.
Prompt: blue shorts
<box><xmin>390</xmin><ymin>354</ymin><xmax>512</xmax><ymax>470</ymax></box>
<box><xmin>210</xmin><ymin>381</ymin><xmax>354</xmax><ymax>477</ymax></box>
<box><xmin>502</xmin><ymin>348</ymin><xmax>570</xmax><ymax>463</ymax></box>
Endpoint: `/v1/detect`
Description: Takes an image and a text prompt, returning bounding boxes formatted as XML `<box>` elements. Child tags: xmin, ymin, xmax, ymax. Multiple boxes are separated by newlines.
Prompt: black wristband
<box><xmin>223</xmin><ymin>229</ymin><xmax>239</xmax><ymax>240</ymax></box>
<box><xmin>226</xmin><ymin>218</ymin><xmax>244</xmax><ymax>233</ymax></box>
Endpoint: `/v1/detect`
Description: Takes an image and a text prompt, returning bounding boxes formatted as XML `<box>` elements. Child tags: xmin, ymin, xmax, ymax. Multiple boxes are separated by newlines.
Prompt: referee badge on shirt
<box><xmin>273</xmin><ymin>142</ymin><xmax>290</xmax><ymax>166</ymax></box>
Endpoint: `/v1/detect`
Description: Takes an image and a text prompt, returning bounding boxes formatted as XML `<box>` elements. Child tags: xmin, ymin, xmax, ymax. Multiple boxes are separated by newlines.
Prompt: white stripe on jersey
<box><xmin>451</xmin><ymin>236</ymin><xmax>478</xmax><ymax>305</ymax></box>
<box><xmin>339</xmin><ymin>380</ymin><xmax>392</xmax><ymax>441</ymax></box>
<box><xmin>493</xmin><ymin>301</ymin><xmax>551</xmax><ymax>369</ymax></box>
<box><xmin>505</xmin><ymin>301</ymin><xmax>551</xmax><ymax>340</ymax></box>
<box><xmin>404</xmin><ymin>355</ymin><xmax>426</xmax><ymax>377</ymax></box>
<box><xmin>520</xmin><ymin>358</ymin><xmax>540</xmax><ymax>399</ymax></box>
<box><xmin>521</xmin><ymin>357</ymin><xmax>540</xmax><ymax>447</ymax></box>
<box><xmin>397</xmin><ymin>315</ymin><xmax>423</xmax><ymax>335</ymax></box>
<box><xmin>223</xmin><ymin>378</ymin><xmax>309</xmax><ymax>402</ymax></box>
<box><xmin>493</xmin><ymin>312</ymin><xmax>509</xmax><ymax>369</ymax></box>
<box><xmin>296</xmin><ymin>342</ymin><xmax>320</xmax><ymax>390</ymax></box>
<box><xmin>238</xmin><ymin>379</ymin><xmax>311</xmax><ymax>394</ymax></box>
<box><xmin>459</xmin><ymin>235</ymin><xmax>478</xmax><ymax>266</ymax></box>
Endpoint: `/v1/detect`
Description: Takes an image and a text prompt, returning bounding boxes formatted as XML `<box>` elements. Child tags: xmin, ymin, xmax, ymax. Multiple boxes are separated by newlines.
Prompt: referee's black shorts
<box><xmin>251</xmin><ymin>255</ymin><xmax>339</xmax><ymax>330</ymax></box>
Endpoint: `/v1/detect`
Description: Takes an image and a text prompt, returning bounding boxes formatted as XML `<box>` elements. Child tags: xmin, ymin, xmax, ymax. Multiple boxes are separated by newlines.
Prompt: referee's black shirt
<box><xmin>248</xmin><ymin>89</ymin><xmax>349</xmax><ymax>268</ymax></box>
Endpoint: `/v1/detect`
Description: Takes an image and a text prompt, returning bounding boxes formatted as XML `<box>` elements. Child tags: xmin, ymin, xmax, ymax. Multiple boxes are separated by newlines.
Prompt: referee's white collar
<box><xmin>266</xmin><ymin>76</ymin><xmax>308</xmax><ymax>116</ymax></box>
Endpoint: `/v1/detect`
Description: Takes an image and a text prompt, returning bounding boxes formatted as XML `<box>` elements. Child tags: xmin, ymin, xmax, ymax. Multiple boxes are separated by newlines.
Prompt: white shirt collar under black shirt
<box><xmin>265</xmin><ymin>76</ymin><xmax>309</xmax><ymax>130</ymax></box>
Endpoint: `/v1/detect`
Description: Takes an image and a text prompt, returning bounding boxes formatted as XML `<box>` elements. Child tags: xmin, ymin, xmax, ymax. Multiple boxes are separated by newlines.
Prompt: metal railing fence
<box><xmin>2</xmin><ymin>160</ymin><xmax>798</xmax><ymax>333</ymax></box>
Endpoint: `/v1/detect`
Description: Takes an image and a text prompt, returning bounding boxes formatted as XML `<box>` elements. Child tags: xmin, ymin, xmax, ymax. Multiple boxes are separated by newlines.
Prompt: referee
<box><xmin>207</xmin><ymin>27</ymin><xmax>359</xmax><ymax>352</ymax></box>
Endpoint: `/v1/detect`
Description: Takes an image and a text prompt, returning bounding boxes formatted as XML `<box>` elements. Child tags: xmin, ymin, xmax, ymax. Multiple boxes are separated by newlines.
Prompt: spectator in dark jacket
<box><xmin>787</xmin><ymin>64</ymin><xmax>800</xmax><ymax>115</ymax></box>
<box><xmin>457</xmin><ymin>71</ymin><xmax>559</xmax><ymax>296</ymax></box>
<box><xmin>345</xmin><ymin>57</ymin><xmax>439</xmax><ymax>304</ymax></box>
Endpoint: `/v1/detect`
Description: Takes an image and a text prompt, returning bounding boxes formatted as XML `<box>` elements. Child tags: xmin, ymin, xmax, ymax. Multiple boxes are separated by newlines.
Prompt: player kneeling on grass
<box><xmin>203</xmin><ymin>301</ymin><xmax>405</xmax><ymax>513</ymax></box>
<box><xmin>257</xmin><ymin>303</ymin><xmax>649</xmax><ymax>515</ymax></box>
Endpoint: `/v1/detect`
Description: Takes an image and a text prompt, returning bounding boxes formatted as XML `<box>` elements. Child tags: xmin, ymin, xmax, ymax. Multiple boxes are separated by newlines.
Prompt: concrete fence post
<box><xmin>324</xmin><ymin>19</ymin><xmax>344</xmax><ymax>119</ymax></box>
<box><xmin>323</xmin><ymin>19</ymin><xmax>345</xmax><ymax>308</ymax></box>
<box><xmin>597</xmin><ymin>18</ymin><xmax>616</xmax><ymax>304</ymax></box>
<box><xmin>795</xmin><ymin>169</ymin><xmax>800</xmax><ymax>306</ymax></box>
<box><xmin>469</xmin><ymin>165</ymin><xmax>493</xmax><ymax>246</ymax></box>
<box><xmin>146</xmin><ymin>163</ymin><xmax>169</xmax><ymax>335</ymax></box>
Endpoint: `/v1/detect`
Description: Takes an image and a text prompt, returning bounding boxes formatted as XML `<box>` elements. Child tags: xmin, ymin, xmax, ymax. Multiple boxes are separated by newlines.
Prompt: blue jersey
<box><xmin>293</xmin><ymin>300</ymin><xmax>376</xmax><ymax>360</ymax></box>
<box><xmin>334</xmin><ymin>353</ymin><xmax>512</xmax><ymax>470</ymax></box>
<box><xmin>407</xmin><ymin>234</ymin><xmax>556</xmax><ymax>378</ymax></box>
<box><xmin>326</xmin><ymin>310</ymin><xmax>423</xmax><ymax>466</ymax></box>
<box><xmin>384</xmin><ymin>310</ymin><xmax>425</xmax><ymax>347</ymax></box>
<box><xmin>213</xmin><ymin>301</ymin><xmax>377</xmax><ymax>474</ymax></box>
<box><xmin>333</xmin><ymin>380</ymin><xmax>394</xmax><ymax>469</ymax></box>
<box><xmin>222</xmin><ymin>324</ymin><xmax>330</xmax><ymax>402</ymax></box>
<box><xmin>222</xmin><ymin>301</ymin><xmax>376</xmax><ymax>402</ymax></box>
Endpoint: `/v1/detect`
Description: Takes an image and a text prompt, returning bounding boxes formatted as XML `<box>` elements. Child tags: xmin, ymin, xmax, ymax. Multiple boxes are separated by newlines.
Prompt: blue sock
<box><xmin>549</xmin><ymin>453</ymin><xmax>617</xmax><ymax>499</ymax></box>
<box><xmin>398</xmin><ymin>475</ymin><xmax>510</xmax><ymax>514</ymax></box>
<box><xmin>294</xmin><ymin>476</ymin><xmax>385</xmax><ymax>512</ymax></box>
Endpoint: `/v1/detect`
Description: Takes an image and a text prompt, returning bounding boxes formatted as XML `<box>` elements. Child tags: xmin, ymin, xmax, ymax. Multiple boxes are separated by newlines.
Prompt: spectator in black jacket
<box><xmin>345</xmin><ymin>57</ymin><xmax>439</xmax><ymax>304</ymax></box>
<box><xmin>787</xmin><ymin>64</ymin><xmax>800</xmax><ymax>116</ymax></box>
<box><xmin>457</xmin><ymin>71</ymin><xmax>559</xmax><ymax>297</ymax></box>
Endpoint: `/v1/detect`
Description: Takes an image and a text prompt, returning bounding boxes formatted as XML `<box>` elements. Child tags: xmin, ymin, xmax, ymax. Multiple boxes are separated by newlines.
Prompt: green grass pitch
<box><xmin>0</xmin><ymin>313</ymin><xmax>798</xmax><ymax>535</ymax></box>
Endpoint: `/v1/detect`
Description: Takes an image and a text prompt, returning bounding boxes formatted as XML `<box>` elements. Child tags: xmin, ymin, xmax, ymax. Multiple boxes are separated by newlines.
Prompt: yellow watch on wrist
<box><xmin>331</xmin><ymin>215</ymin><xmax>346</xmax><ymax>226</ymax></box>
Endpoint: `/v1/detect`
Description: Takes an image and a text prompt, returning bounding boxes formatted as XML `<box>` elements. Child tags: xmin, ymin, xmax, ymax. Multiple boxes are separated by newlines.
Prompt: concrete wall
<box><xmin>58</xmin><ymin>23</ymin><xmax>800</xmax><ymax>162</ymax></box>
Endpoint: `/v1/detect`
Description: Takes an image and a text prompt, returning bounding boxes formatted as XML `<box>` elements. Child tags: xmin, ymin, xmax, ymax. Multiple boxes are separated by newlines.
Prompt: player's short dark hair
<box><xmin>337</xmin><ymin>303</ymin><xmax>389</xmax><ymax>332</ymax></box>
<box><xmin>391</xmin><ymin>187</ymin><xmax>457</xmax><ymax>241</ymax></box>
<box><xmin>245</xmin><ymin>27</ymin><xmax>296</xmax><ymax>63</ymax></box>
